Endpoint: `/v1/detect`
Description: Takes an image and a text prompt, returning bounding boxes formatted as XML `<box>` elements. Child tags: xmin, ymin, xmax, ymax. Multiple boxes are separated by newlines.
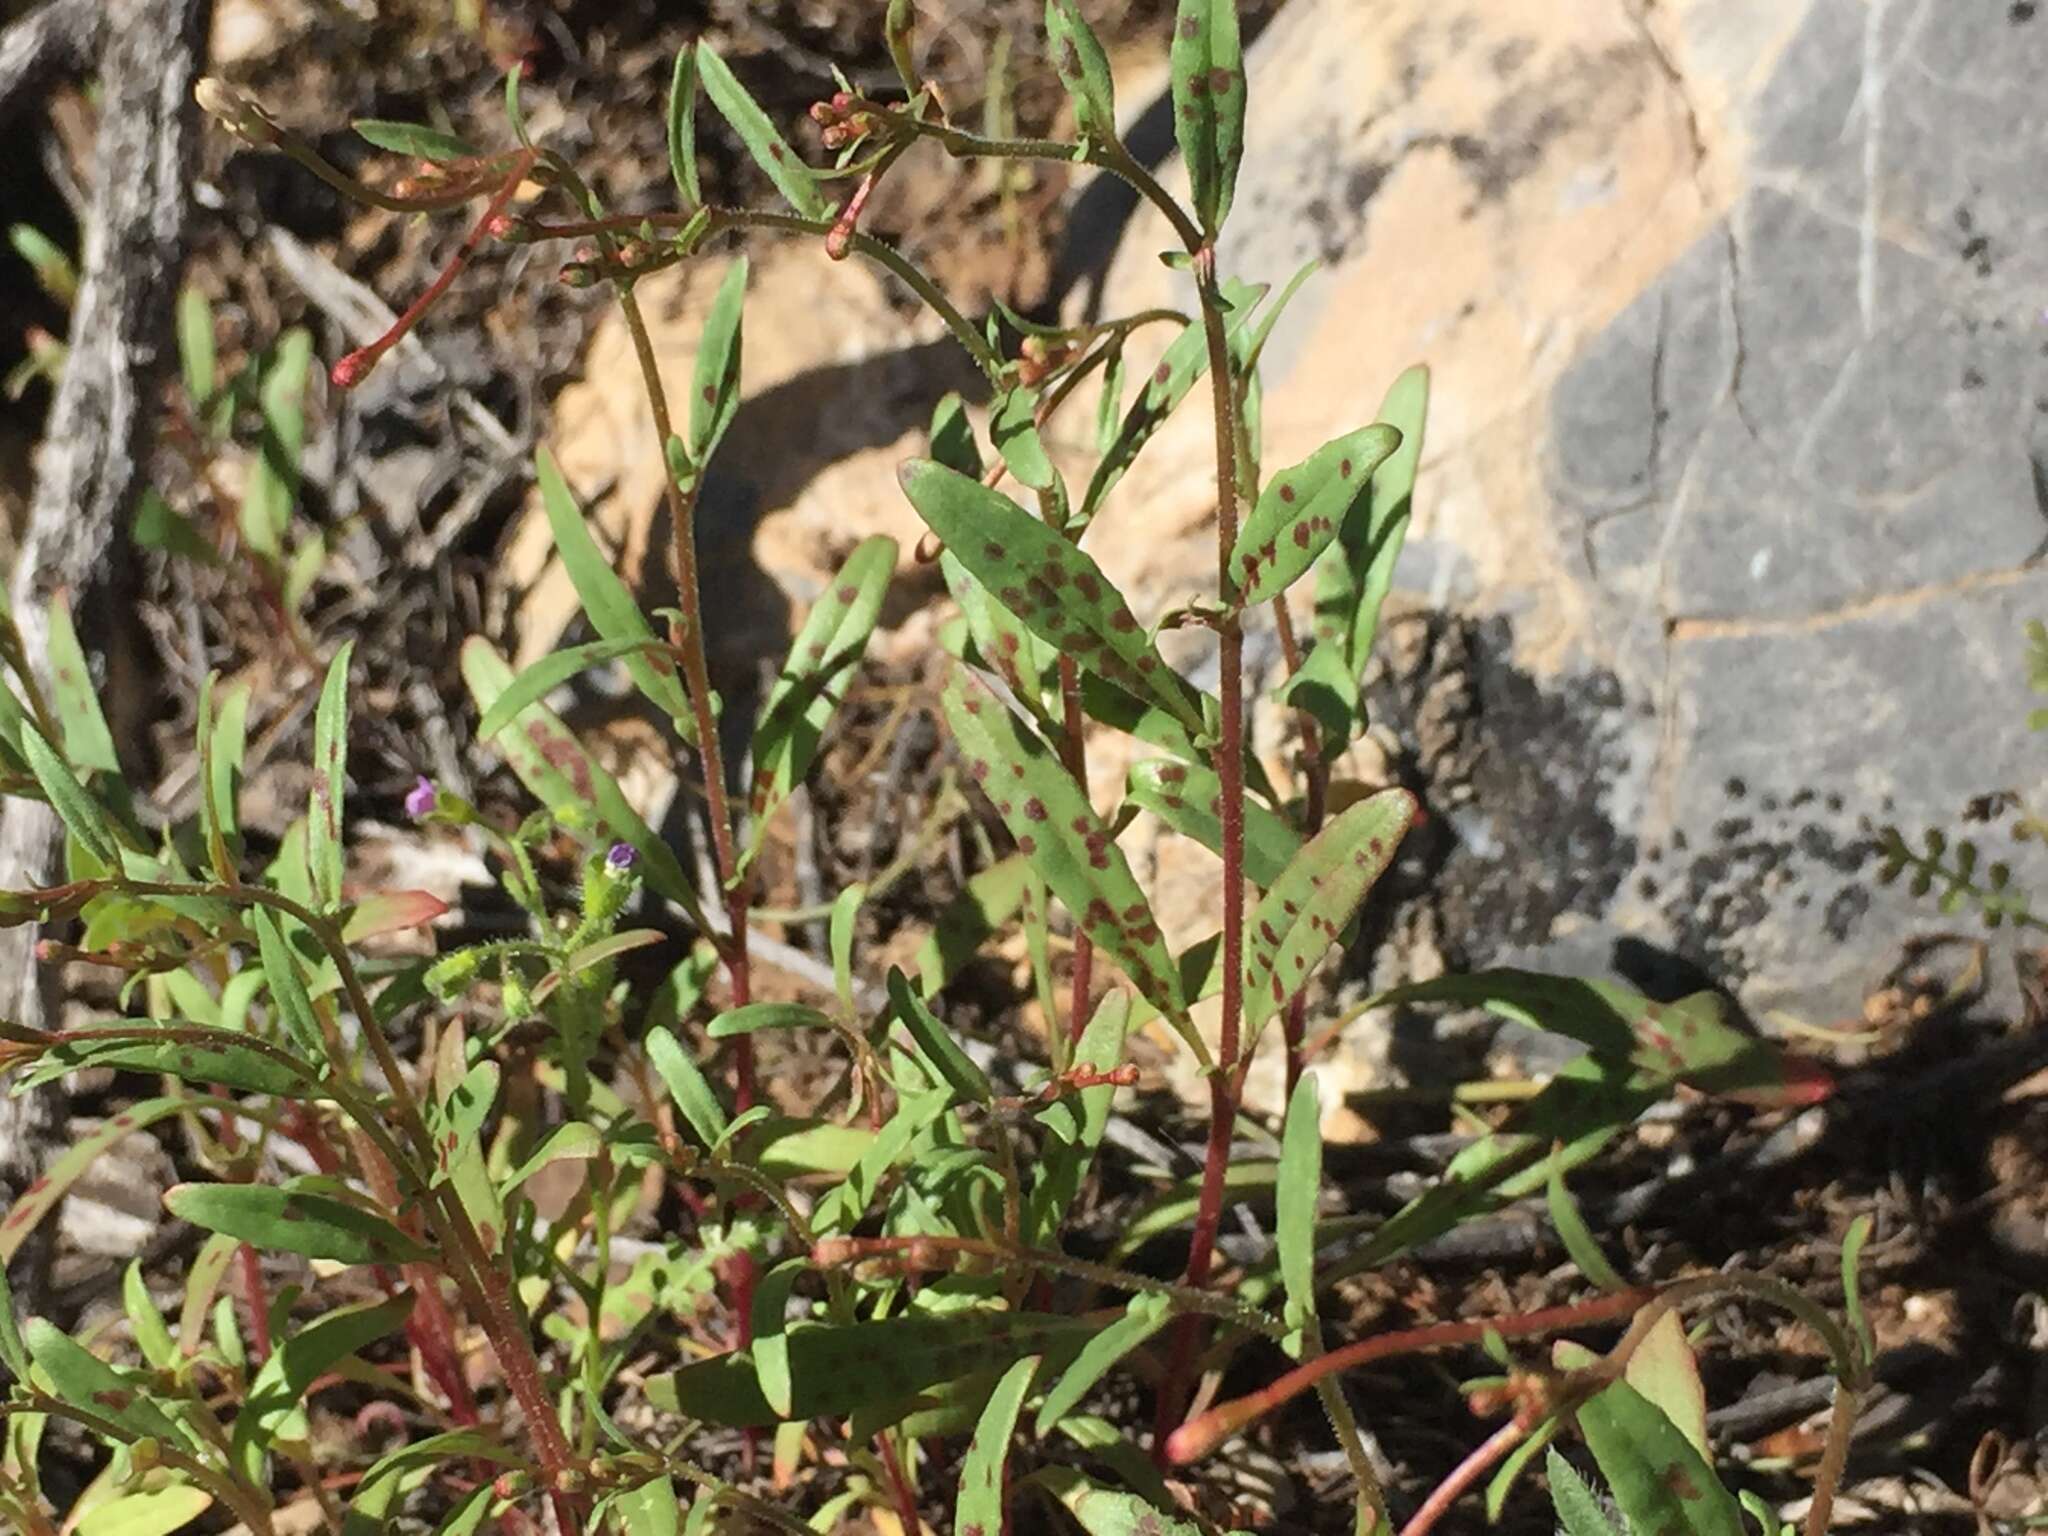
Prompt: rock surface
<box><xmin>1084</xmin><ymin>0</ymin><xmax>2048</xmax><ymax>1026</ymax></box>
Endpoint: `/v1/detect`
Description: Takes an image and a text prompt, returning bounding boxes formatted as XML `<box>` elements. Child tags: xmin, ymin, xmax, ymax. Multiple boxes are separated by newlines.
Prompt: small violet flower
<box><xmin>605</xmin><ymin>841</ymin><xmax>637</xmax><ymax>873</ymax></box>
<box><xmin>404</xmin><ymin>775</ymin><xmax>437</xmax><ymax>820</ymax></box>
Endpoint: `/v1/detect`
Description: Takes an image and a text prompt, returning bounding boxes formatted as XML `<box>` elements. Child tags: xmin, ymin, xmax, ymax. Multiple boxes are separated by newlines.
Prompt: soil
<box><xmin>3</xmin><ymin>3</ymin><xmax>2046</xmax><ymax>1534</ymax></box>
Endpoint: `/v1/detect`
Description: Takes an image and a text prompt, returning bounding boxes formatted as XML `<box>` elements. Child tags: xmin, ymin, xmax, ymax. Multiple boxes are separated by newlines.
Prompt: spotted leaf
<box><xmin>1126</xmin><ymin>757</ymin><xmax>1298</xmax><ymax>888</ymax></box>
<box><xmin>942</xmin><ymin>667</ymin><xmax>1185</xmax><ymax>1027</ymax></box>
<box><xmin>1170</xmin><ymin>0</ymin><xmax>1246</xmax><ymax>236</ymax></box>
<box><xmin>904</xmin><ymin>461</ymin><xmax>1202</xmax><ymax>732</ymax></box>
<box><xmin>164</xmin><ymin>1180</ymin><xmax>430</xmax><ymax>1267</ymax></box>
<box><xmin>957</xmin><ymin>1355</ymin><xmax>1039</xmax><ymax>1536</ymax></box>
<box><xmin>1229</xmin><ymin>424</ymin><xmax>1402</xmax><ymax>605</ymax></box>
<box><xmin>1242</xmin><ymin>789</ymin><xmax>1414</xmax><ymax>1035</ymax></box>
<box><xmin>1046</xmin><ymin>0</ymin><xmax>1117</xmax><ymax>146</ymax></box>
<box><xmin>695</xmin><ymin>44</ymin><xmax>829</xmax><ymax>220</ymax></box>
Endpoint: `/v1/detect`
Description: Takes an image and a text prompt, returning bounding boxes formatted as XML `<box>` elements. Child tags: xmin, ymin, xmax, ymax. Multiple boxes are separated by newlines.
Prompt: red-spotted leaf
<box><xmin>1126</xmin><ymin>758</ymin><xmax>1298</xmax><ymax>888</ymax></box>
<box><xmin>341</xmin><ymin>889</ymin><xmax>449</xmax><ymax>944</ymax></box>
<box><xmin>1035</xmin><ymin>1468</ymin><xmax>1204</xmax><ymax>1536</ymax></box>
<box><xmin>534</xmin><ymin>448</ymin><xmax>695</xmax><ymax>732</ymax></box>
<box><xmin>687</xmin><ymin>256</ymin><xmax>748</xmax><ymax>470</ymax></box>
<box><xmin>942</xmin><ymin>668</ymin><xmax>1185</xmax><ymax>1027</ymax></box>
<box><xmin>1574</xmin><ymin>1380</ymin><xmax>1743</xmax><ymax>1536</ymax></box>
<box><xmin>905</xmin><ymin>461</ymin><xmax>1201</xmax><ymax>732</ymax></box>
<box><xmin>460</xmin><ymin>638</ymin><xmax>700</xmax><ymax>920</ymax></box>
<box><xmin>1308</xmin><ymin>364</ymin><xmax>1429</xmax><ymax>681</ymax></box>
<box><xmin>666</xmin><ymin>45</ymin><xmax>702</xmax><ymax>207</ymax></box>
<box><xmin>1229</xmin><ymin>424</ymin><xmax>1402</xmax><ymax>606</ymax></box>
<box><xmin>0</xmin><ymin>1097</ymin><xmax>196</xmax><ymax>1263</ymax></box>
<box><xmin>695</xmin><ymin>44</ymin><xmax>829</xmax><ymax>220</ymax></box>
<box><xmin>941</xmin><ymin>551</ymin><xmax>1056</xmax><ymax>712</ymax></box>
<box><xmin>17</xmin><ymin>1027</ymin><xmax>318</xmax><ymax>1098</ymax></box>
<box><xmin>646</xmin><ymin>1309</ymin><xmax>1094</xmax><ymax>1427</ymax></box>
<box><xmin>164</xmin><ymin>1180</ymin><xmax>431</xmax><ymax>1266</ymax></box>
<box><xmin>707</xmin><ymin>1002</ymin><xmax>836</xmax><ymax>1039</ymax></box>
<box><xmin>1242</xmin><ymin>789</ymin><xmax>1414</xmax><ymax>1035</ymax></box>
<box><xmin>958</xmin><ymin>1354</ymin><xmax>1039</xmax><ymax>1535</ymax></box>
<box><xmin>1046</xmin><ymin>0</ymin><xmax>1117</xmax><ymax>147</ymax></box>
<box><xmin>25</xmin><ymin>1319</ymin><xmax>187</xmax><ymax>1447</ymax></box>
<box><xmin>1170</xmin><ymin>0</ymin><xmax>1246</xmax><ymax>236</ymax></box>
<box><xmin>749</xmin><ymin>534</ymin><xmax>895</xmax><ymax>826</ymax></box>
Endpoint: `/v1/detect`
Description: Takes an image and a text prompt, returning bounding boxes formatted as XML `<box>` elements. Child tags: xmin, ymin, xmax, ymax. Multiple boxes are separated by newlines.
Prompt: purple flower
<box><xmin>605</xmin><ymin>841</ymin><xmax>637</xmax><ymax>872</ymax></box>
<box><xmin>404</xmin><ymin>775</ymin><xmax>437</xmax><ymax>820</ymax></box>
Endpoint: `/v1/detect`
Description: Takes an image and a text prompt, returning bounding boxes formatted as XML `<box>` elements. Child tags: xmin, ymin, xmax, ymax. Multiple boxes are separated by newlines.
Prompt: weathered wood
<box><xmin>0</xmin><ymin>0</ymin><xmax>100</xmax><ymax>129</ymax></box>
<box><xmin>0</xmin><ymin>0</ymin><xmax>210</xmax><ymax>1306</ymax></box>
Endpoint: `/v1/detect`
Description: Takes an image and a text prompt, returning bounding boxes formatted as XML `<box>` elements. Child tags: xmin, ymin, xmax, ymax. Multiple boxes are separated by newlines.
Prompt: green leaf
<box><xmin>1547</xmin><ymin>1147</ymin><xmax>1626</xmax><ymax>1293</ymax></box>
<box><xmin>957</xmin><ymin>1354</ymin><xmax>1037</xmax><ymax>1535</ymax></box>
<box><xmin>1841</xmin><ymin>1213</ymin><xmax>1873</xmax><ymax>1368</ymax></box>
<box><xmin>239</xmin><ymin>328</ymin><xmax>312</xmax><ymax>561</ymax></box>
<box><xmin>749</xmin><ymin>1258</ymin><xmax>807</xmax><ymax>1418</ymax></box>
<box><xmin>0</xmin><ymin>1096</ymin><xmax>195</xmax><ymax>1263</ymax></box>
<box><xmin>475</xmin><ymin>637</ymin><xmax>681</xmax><ymax>742</ymax></box>
<box><xmin>1035</xmin><ymin>1468</ymin><xmax>1204</xmax><ymax>1536</ymax></box>
<box><xmin>913</xmin><ymin>852</ymin><xmax>1032</xmax><ymax>996</ymax></box>
<box><xmin>941</xmin><ymin>551</ymin><xmax>1055</xmax><ymax>714</ymax></box>
<box><xmin>352</xmin><ymin>118</ymin><xmax>477</xmax><ymax>161</ymax></box>
<box><xmin>695</xmin><ymin>45</ymin><xmax>829</xmax><ymax>219</ymax></box>
<box><xmin>1230</xmin><ymin>424</ymin><xmax>1402</xmax><ymax>606</ymax></box>
<box><xmin>707</xmin><ymin>1002</ymin><xmax>836</xmax><ymax>1039</ymax></box>
<box><xmin>75</xmin><ymin>1485</ymin><xmax>212</xmax><ymax>1536</ymax></box>
<box><xmin>1035</xmin><ymin>1291</ymin><xmax>1170</xmax><ymax>1434</ymax></box>
<box><xmin>460</xmin><ymin>638</ymin><xmax>699</xmax><ymax>916</ymax></box>
<box><xmin>341</xmin><ymin>888</ymin><xmax>450</xmax><ymax>944</ymax></box>
<box><xmin>534</xmin><ymin>448</ymin><xmax>695</xmax><ymax>730</ymax></box>
<box><xmin>503</xmin><ymin>1122</ymin><xmax>602</xmax><ymax>1192</ymax></box>
<box><xmin>1170</xmin><ymin>0</ymin><xmax>1245</xmax><ymax>235</ymax></box>
<box><xmin>1026</xmin><ymin>992</ymin><xmax>1130</xmax><ymax>1240</ymax></box>
<box><xmin>1309</xmin><ymin>364</ymin><xmax>1429</xmax><ymax>698</ymax></box>
<box><xmin>748</xmin><ymin>533</ymin><xmax>895</xmax><ymax>827</ymax></box>
<box><xmin>309</xmin><ymin>641</ymin><xmax>352</xmax><ymax>911</ymax></box>
<box><xmin>614</xmin><ymin>1477</ymin><xmax>680</xmax><ymax>1536</ymax></box>
<box><xmin>10</xmin><ymin>223</ymin><xmax>76</xmax><ymax>305</ymax></box>
<box><xmin>830</xmin><ymin>883</ymin><xmax>863</xmax><ymax>1016</ymax></box>
<box><xmin>344</xmin><ymin>1432</ymin><xmax>521</xmax><ymax>1536</ymax></box>
<box><xmin>1111</xmin><ymin>1159</ymin><xmax>1275</xmax><ymax>1261</ymax></box>
<box><xmin>25</xmin><ymin>1318</ymin><xmax>185</xmax><ymax>1445</ymax></box>
<box><xmin>645</xmin><ymin>1025</ymin><xmax>728</xmax><ymax>1149</ymax></box>
<box><xmin>904</xmin><ymin>460</ymin><xmax>1201</xmax><ymax>730</ymax></box>
<box><xmin>163</xmin><ymin>1181</ymin><xmax>430</xmax><ymax>1266</ymax></box>
<box><xmin>45</xmin><ymin>593</ymin><xmax>121</xmax><ymax>780</ymax></box>
<box><xmin>930</xmin><ymin>391</ymin><xmax>984</xmax><ymax>477</ymax></box>
<box><xmin>1276</xmin><ymin>1071</ymin><xmax>1322</xmax><ymax>1334</ymax></box>
<box><xmin>1548</xmin><ymin>1450</ymin><xmax>1627</xmax><ymax>1536</ymax></box>
<box><xmin>1045</xmin><ymin>0</ymin><xmax>1117</xmax><ymax>145</ymax></box>
<box><xmin>1081</xmin><ymin>281</ymin><xmax>1259</xmax><ymax>520</ymax></box>
<box><xmin>687</xmin><ymin>256</ymin><xmax>749</xmax><ymax>469</ymax></box>
<box><xmin>178</xmin><ymin>286</ymin><xmax>216</xmax><ymax>412</ymax></box>
<box><xmin>941</xmin><ymin>669</ymin><xmax>1187</xmax><ymax>1031</ymax></box>
<box><xmin>123</xmin><ymin>1260</ymin><xmax>177</xmax><ymax>1370</ymax></box>
<box><xmin>234</xmin><ymin>1295</ymin><xmax>415</xmax><ymax>1479</ymax></box>
<box><xmin>667</xmin><ymin>45</ymin><xmax>702</xmax><ymax>207</ymax></box>
<box><xmin>135</xmin><ymin>490</ymin><xmax>219</xmax><ymax>566</ymax></box>
<box><xmin>202</xmin><ymin>675</ymin><xmax>250</xmax><ymax>877</ymax></box>
<box><xmin>990</xmin><ymin>385</ymin><xmax>1056</xmax><ymax>490</ymax></box>
<box><xmin>253</xmin><ymin>907</ymin><xmax>326</xmax><ymax>1059</ymax></box>
<box><xmin>1575</xmin><ymin>1380</ymin><xmax>1743</xmax><ymax>1536</ymax></box>
<box><xmin>20</xmin><ymin>721</ymin><xmax>119</xmax><ymax>869</ymax></box>
<box><xmin>1624</xmin><ymin>1310</ymin><xmax>1709</xmax><ymax>1462</ymax></box>
<box><xmin>1126</xmin><ymin>757</ymin><xmax>1298</xmax><ymax>888</ymax></box>
<box><xmin>20</xmin><ymin>1027</ymin><xmax>318</xmax><ymax>1097</ymax></box>
<box><xmin>887</xmin><ymin>967</ymin><xmax>992</xmax><ymax>1105</ymax></box>
<box><xmin>0</xmin><ymin>1251</ymin><xmax>33</xmax><ymax>1379</ymax></box>
<box><xmin>649</xmin><ymin>1310</ymin><xmax>1092</xmax><ymax>1428</ymax></box>
<box><xmin>1242</xmin><ymin>789</ymin><xmax>1414</xmax><ymax>1035</ymax></box>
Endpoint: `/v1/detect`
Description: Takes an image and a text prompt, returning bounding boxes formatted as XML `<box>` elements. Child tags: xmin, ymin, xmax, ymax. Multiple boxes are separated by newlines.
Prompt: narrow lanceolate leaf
<box><xmin>707</xmin><ymin>1002</ymin><xmax>836</xmax><ymax>1039</ymax></box>
<box><xmin>929</xmin><ymin>391</ymin><xmax>984</xmax><ymax>477</ymax></box>
<box><xmin>695</xmin><ymin>44</ymin><xmax>829</xmax><ymax>219</ymax></box>
<box><xmin>309</xmin><ymin>641</ymin><xmax>352</xmax><ymax>911</ymax></box>
<box><xmin>1035</xmin><ymin>1291</ymin><xmax>1170</xmax><ymax>1434</ymax></box>
<box><xmin>1316</xmin><ymin>363</ymin><xmax>1429</xmax><ymax>676</ymax></box>
<box><xmin>240</xmin><ymin>328</ymin><xmax>311</xmax><ymax>561</ymax></box>
<box><xmin>749</xmin><ymin>534</ymin><xmax>895</xmax><ymax>823</ymax></box>
<box><xmin>905</xmin><ymin>461</ymin><xmax>1202</xmax><ymax>731</ymax></box>
<box><xmin>164</xmin><ymin>1181</ymin><xmax>430</xmax><ymax>1266</ymax></box>
<box><xmin>1574</xmin><ymin>1381</ymin><xmax>1743</xmax><ymax>1536</ymax></box>
<box><xmin>887</xmin><ymin>967</ymin><xmax>992</xmax><ymax>1106</ymax></box>
<box><xmin>476</xmin><ymin>637</ymin><xmax>681</xmax><ymax>741</ymax></box>
<box><xmin>943</xmin><ymin>669</ymin><xmax>1185</xmax><ymax>1026</ymax></box>
<box><xmin>1170</xmin><ymin>0</ymin><xmax>1246</xmax><ymax>235</ymax></box>
<box><xmin>645</xmin><ymin>1025</ymin><xmax>729</xmax><ymax>1150</ymax></box>
<box><xmin>667</xmin><ymin>45</ymin><xmax>702</xmax><ymax>207</ymax></box>
<box><xmin>19</xmin><ymin>1028</ymin><xmax>317</xmax><ymax>1098</ymax></box>
<box><xmin>957</xmin><ymin>1355</ymin><xmax>1038</xmax><ymax>1536</ymax></box>
<box><xmin>21</xmin><ymin>723</ymin><xmax>119</xmax><ymax>870</ymax></box>
<box><xmin>1624</xmin><ymin>1311</ymin><xmax>1710</xmax><ymax>1462</ymax></box>
<box><xmin>1276</xmin><ymin>1072</ymin><xmax>1322</xmax><ymax>1334</ymax></box>
<box><xmin>990</xmin><ymin>385</ymin><xmax>1056</xmax><ymax>490</ymax></box>
<box><xmin>1229</xmin><ymin>424</ymin><xmax>1402</xmax><ymax>606</ymax></box>
<box><xmin>1046</xmin><ymin>0</ymin><xmax>1117</xmax><ymax>146</ymax></box>
<box><xmin>1126</xmin><ymin>758</ymin><xmax>1298</xmax><ymax>888</ymax></box>
<box><xmin>648</xmin><ymin>1310</ymin><xmax>1094</xmax><ymax>1428</ymax></box>
<box><xmin>25</xmin><ymin>1319</ymin><xmax>185</xmax><ymax>1446</ymax></box>
<box><xmin>254</xmin><ymin>907</ymin><xmax>326</xmax><ymax>1059</ymax></box>
<box><xmin>688</xmin><ymin>256</ymin><xmax>748</xmax><ymax>469</ymax></box>
<box><xmin>1547</xmin><ymin>1451</ymin><xmax>1627</xmax><ymax>1536</ymax></box>
<box><xmin>1242</xmin><ymin>789</ymin><xmax>1414</xmax><ymax>1034</ymax></box>
<box><xmin>1361</xmin><ymin>971</ymin><xmax>1836</xmax><ymax>1106</ymax></box>
<box><xmin>1027</xmin><ymin>992</ymin><xmax>1130</xmax><ymax>1241</ymax></box>
<box><xmin>45</xmin><ymin>593</ymin><xmax>120</xmax><ymax>779</ymax></box>
<box><xmin>178</xmin><ymin>285</ymin><xmax>216</xmax><ymax>409</ymax></box>
<box><xmin>0</xmin><ymin>1098</ymin><xmax>194</xmax><ymax>1264</ymax></box>
<box><xmin>352</xmin><ymin>119</ymin><xmax>476</xmax><ymax>161</ymax></box>
<box><xmin>1546</xmin><ymin>1150</ymin><xmax>1626</xmax><ymax>1294</ymax></box>
<box><xmin>1036</xmin><ymin>1469</ymin><xmax>1204</xmax><ymax>1536</ymax></box>
<box><xmin>1082</xmin><ymin>279</ymin><xmax>1261</xmax><ymax>520</ymax></box>
<box><xmin>203</xmin><ymin>675</ymin><xmax>250</xmax><ymax>876</ymax></box>
<box><xmin>534</xmin><ymin>448</ymin><xmax>694</xmax><ymax>730</ymax></box>
<box><xmin>234</xmin><ymin>1295</ymin><xmax>415</xmax><ymax>1479</ymax></box>
<box><xmin>460</xmin><ymin>638</ymin><xmax>699</xmax><ymax>917</ymax></box>
<box><xmin>941</xmin><ymin>552</ymin><xmax>1054</xmax><ymax>713</ymax></box>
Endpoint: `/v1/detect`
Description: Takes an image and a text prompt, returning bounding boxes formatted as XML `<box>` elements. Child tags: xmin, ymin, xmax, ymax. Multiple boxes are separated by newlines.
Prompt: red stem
<box><xmin>1398</xmin><ymin>1419</ymin><xmax>1528</xmax><ymax>1536</ymax></box>
<box><xmin>876</xmin><ymin>1431</ymin><xmax>921</xmax><ymax>1530</ymax></box>
<box><xmin>1166</xmin><ymin>1287</ymin><xmax>1654</xmax><ymax>1465</ymax></box>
